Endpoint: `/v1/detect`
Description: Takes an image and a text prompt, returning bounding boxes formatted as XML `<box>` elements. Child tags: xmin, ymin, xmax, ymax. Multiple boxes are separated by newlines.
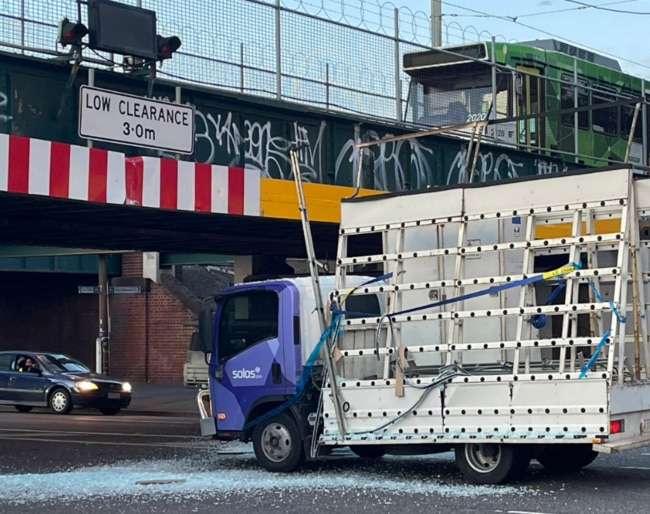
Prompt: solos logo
<box><xmin>231</xmin><ymin>366</ymin><xmax>263</xmax><ymax>380</ymax></box>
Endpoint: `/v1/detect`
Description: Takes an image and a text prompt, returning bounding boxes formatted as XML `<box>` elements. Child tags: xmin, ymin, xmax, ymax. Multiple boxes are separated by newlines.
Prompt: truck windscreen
<box><xmin>217</xmin><ymin>291</ymin><xmax>279</xmax><ymax>361</ymax></box>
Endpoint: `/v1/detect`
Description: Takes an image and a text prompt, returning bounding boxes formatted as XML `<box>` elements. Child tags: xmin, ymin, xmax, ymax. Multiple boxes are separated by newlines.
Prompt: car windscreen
<box><xmin>40</xmin><ymin>354</ymin><xmax>91</xmax><ymax>373</ymax></box>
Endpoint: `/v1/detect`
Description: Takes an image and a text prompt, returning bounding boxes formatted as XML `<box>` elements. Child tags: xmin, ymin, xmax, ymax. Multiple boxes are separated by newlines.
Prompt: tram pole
<box><xmin>431</xmin><ymin>0</ymin><xmax>442</xmax><ymax>47</ymax></box>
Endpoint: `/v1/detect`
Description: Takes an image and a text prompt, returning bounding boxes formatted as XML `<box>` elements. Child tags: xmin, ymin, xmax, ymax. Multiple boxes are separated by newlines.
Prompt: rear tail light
<box><xmin>610</xmin><ymin>419</ymin><xmax>625</xmax><ymax>434</ymax></box>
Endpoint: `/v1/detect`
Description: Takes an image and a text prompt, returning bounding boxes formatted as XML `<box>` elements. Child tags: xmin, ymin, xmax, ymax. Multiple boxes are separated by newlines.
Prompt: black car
<box><xmin>0</xmin><ymin>351</ymin><xmax>132</xmax><ymax>415</ymax></box>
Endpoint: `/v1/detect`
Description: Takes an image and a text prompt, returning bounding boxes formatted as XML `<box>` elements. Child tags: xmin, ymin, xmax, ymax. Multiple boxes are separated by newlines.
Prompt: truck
<box><xmin>197</xmin><ymin>165</ymin><xmax>650</xmax><ymax>484</ymax></box>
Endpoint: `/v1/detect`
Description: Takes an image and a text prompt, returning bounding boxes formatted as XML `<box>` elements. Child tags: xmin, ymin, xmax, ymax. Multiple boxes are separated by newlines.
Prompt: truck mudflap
<box><xmin>197</xmin><ymin>389</ymin><xmax>217</xmax><ymax>437</ymax></box>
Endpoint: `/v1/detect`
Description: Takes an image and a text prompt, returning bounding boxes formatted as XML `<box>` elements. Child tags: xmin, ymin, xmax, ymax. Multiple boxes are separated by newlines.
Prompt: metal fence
<box><xmin>0</xmin><ymin>0</ymin><xmax>491</xmax><ymax>122</ymax></box>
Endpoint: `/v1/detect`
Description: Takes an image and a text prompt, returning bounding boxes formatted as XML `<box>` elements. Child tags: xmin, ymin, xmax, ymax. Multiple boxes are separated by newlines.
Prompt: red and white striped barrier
<box><xmin>126</xmin><ymin>157</ymin><xmax>260</xmax><ymax>215</ymax></box>
<box><xmin>0</xmin><ymin>134</ymin><xmax>260</xmax><ymax>215</ymax></box>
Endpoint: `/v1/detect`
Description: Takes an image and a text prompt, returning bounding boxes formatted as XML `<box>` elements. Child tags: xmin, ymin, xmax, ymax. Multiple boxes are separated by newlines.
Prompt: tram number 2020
<box><xmin>466</xmin><ymin>112</ymin><xmax>487</xmax><ymax>122</ymax></box>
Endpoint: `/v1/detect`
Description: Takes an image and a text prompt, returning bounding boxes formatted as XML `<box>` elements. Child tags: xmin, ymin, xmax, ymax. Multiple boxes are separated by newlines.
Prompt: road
<box><xmin>1</xmin><ymin>410</ymin><xmax>650</xmax><ymax>513</ymax></box>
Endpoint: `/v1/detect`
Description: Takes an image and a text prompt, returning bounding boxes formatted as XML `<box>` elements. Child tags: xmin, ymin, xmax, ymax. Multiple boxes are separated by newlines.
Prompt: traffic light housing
<box><xmin>57</xmin><ymin>18</ymin><xmax>88</xmax><ymax>47</ymax></box>
<box><xmin>156</xmin><ymin>35</ymin><xmax>181</xmax><ymax>60</ymax></box>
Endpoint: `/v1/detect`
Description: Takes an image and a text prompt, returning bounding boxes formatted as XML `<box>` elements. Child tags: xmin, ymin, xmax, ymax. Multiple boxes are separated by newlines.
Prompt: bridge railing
<box><xmin>0</xmin><ymin>0</ymin><xmax>443</xmax><ymax>122</ymax></box>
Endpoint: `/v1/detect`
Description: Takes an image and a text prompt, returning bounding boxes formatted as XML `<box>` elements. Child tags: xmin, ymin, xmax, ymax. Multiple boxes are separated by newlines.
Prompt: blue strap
<box><xmin>579</xmin><ymin>329</ymin><xmax>610</xmax><ymax>379</ymax></box>
<box><xmin>387</xmin><ymin>262</ymin><xmax>580</xmax><ymax>319</ymax></box>
<box><xmin>584</xmin><ymin>277</ymin><xmax>627</xmax><ymax>323</ymax></box>
<box><xmin>529</xmin><ymin>282</ymin><xmax>566</xmax><ymax>329</ymax></box>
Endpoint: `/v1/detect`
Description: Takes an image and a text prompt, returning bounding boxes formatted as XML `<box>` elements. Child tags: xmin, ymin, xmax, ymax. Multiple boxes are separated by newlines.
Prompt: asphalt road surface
<box><xmin>1</xmin><ymin>409</ymin><xmax>650</xmax><ymax>513</ymax></box>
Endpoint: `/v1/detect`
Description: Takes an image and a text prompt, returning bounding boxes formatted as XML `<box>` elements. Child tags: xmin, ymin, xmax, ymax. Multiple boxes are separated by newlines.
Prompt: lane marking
<box><xmin>0</xmin><ymin>427</ymin><xmax>199</xmax><ymax>439</ymax></box>
<box><xmin>621</xmin><ymin>466</ymin><xmax>650</xmax><ymax>470</ymax></box>
<box><xmin>0</xmin><ymin>411</ymin><xmax>196</xmax><ymax>424</ymax></box>
<box><xmin>0</xmin><ymin>435</ymin><xmax>227</xmax><ymax>449</ymax></box>
<box><xmin>507</xmin><ymin>511</ymin><xmax>558</xmax><ymax>514</ymax></box>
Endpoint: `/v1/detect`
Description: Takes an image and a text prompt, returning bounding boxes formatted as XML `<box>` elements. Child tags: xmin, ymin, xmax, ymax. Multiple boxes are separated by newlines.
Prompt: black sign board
<box><xmin>87</xmin><ymin>0</ymin><xmax>157</xmax><ymax>60</ymax></box>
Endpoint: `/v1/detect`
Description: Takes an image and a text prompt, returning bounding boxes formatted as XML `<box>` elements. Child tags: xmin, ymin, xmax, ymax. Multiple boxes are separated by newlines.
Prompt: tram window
<box><xmin>592</xmin><ymin>84</ymin><xmax>618</xmax><ymax>136</ymax></box>
<box><xmin>560</xmin><ymin>74</ymin><xmax>588</xmax><ymax>129</ymax></box>
<box><xmin>621</xmin><ymin>94</ymin><xmax>644</xmax><ymax>143</ymax></box>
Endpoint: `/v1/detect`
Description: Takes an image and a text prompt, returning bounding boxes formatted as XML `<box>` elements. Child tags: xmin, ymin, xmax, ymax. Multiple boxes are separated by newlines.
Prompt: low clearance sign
<box><xmin>79</xmin><ymin>86</ymin><xmax>195</xmax><ymax>154</ymax></box>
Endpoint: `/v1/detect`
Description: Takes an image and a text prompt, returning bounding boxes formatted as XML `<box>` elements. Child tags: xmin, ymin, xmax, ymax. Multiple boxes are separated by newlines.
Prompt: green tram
<box><xmin>403</xmin><ymin>39</ymin><xmax>648</xmax><ymax>167</ymax></box>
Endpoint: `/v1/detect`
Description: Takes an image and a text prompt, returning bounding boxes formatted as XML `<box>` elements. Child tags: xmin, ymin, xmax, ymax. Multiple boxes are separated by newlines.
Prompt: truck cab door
<box><xmin>210</xmin><ymin>282</ymin><xmax>299</xmax><ymax>433</ymax></box>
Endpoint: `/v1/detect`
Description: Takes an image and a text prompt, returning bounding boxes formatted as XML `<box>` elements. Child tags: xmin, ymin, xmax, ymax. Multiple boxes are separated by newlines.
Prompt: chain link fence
<box><xmin>0</xmin><ymin>0</ymin><xmax>490</xmax><ymax>122</ymax></box>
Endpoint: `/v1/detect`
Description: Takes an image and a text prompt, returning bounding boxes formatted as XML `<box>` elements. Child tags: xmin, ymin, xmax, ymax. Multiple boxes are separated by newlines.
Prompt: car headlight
<box><xmin>75</xmin><ymin>380</ymin><xmax>98</xmax><ymax>392</ymax></box>
<box><xmin>122</xmin><ymin>382</ymin><xmax>132</xmax><ymax>393</ymax></box>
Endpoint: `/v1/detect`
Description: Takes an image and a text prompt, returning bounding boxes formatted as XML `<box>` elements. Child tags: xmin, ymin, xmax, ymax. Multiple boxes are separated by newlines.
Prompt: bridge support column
<box><xmin>233</xmin><ymin>256</ymin><xmax>253</xmax><ymax>284</ymax></box>
<box><xmin>97</xmin><ymin>254</ymin><xmax>109</xmax><ymax>375</ymax></box>
<box><xmin>143</xmin><ymin>252</ymin><xmax>160</xmax><ymax>283</ymax></box>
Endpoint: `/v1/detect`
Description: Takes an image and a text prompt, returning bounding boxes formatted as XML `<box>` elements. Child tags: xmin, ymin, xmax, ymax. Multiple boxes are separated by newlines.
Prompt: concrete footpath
<box><xmin>125</xmin><ymin>382</ymin><xmax>204</xmax><ymax>417</ymax></box>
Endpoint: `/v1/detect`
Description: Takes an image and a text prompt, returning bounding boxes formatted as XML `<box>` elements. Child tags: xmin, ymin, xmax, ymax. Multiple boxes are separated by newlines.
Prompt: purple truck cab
<box><xmin>208</xmin><ymin>279</ymin><xmax>302</xmax><ymax>436</ymax></box>
<box><xmin>197</xmin><ymin>275</ymin><xmax>381</xmax><ymax>472</ymax></box>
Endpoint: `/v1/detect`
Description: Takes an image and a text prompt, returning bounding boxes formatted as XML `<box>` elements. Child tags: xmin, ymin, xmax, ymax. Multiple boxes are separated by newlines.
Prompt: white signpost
<box><xmin>78</xmin><ymin>85</ymin><xmax>195</xmax><ymax>154</ymax></box>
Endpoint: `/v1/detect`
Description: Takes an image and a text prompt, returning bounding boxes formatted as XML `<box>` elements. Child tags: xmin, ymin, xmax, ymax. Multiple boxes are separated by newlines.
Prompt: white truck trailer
<box><xmin>198</xmin><ymin>166</ymin><xmax>650</xmax><ymax>484</ymax></box>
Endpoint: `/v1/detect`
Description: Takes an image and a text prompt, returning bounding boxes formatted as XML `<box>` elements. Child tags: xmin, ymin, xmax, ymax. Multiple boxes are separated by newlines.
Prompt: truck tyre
<box><xmin>252</xmin><ymin>413</ymin><xmax>305</xmax><ymax>472</ymax></box>
<box><xmin>349</xmin><ymin>445</ymin><xmax>386</xmax><ymax>459</ymax></box>
<box><xmin>536</xmin><ymin>444</ymin><xmax>598</xmax><ymax>472</ymax></box>
<box><xmin>455</xmin><ymin>443</ymin><xmax>531</xmax><ymax>484</ymax></box>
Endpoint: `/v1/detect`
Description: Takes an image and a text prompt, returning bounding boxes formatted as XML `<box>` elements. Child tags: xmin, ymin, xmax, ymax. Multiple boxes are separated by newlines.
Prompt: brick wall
<box><xmin>0</xmin><ymin>255</ymin><xmax>197</xmax><ymax>384</ymax></box>
<box><xmin>0</xmin><ymin>272</ymin><xmax>98</xmax><ymax>365</ymax></box>
<box><xmin>110</xmin><ymin>253</ymin><xmax>195</xmax><ymax>383</ymax></box>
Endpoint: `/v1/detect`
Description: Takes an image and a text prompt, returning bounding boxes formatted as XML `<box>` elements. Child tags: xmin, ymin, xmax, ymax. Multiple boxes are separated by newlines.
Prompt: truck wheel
<box><xmin>536</xmin><ymin>444</ymin><xmax>598</xmax><ymax>472</ymax></box>
<box><xmin>252</xmin><ymin>413</ymin><xmax>305</xmax><ymax>472</ymax></box>
<box><xmin>350</xmin><ymin>445</ymin><xmax>386</xmax><ymax>459</ymax></box>
<box><xmin>455</xmin><ymin>443</ymin><xmax>531</xmax><ymax>484</ymax></box>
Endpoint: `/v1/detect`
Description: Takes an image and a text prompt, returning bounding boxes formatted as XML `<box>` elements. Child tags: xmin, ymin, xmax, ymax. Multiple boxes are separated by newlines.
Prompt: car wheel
<box><xmin>99</xmin><ymin>407</ymin><xmax>121</xmax><ymax>415</ymax></box>
<box><xmin>455</xmin><ymin>443</ymin><xmax>531</xmax><ymax>484</ymax></box>
<box><xmin>349</xmin><ymin>445</ymin><xmax>386</xmax><ymax>459</ymax></box>
<box><xmin>252</xmin><ymin>412</ymin><xmax>305</xmax><ymax>472</ymax></box>
<box><xmin>49</xmin><ymin>387</ymin><xmax>72</xmax><ymax>414</ymax></box>
<box><xmin>14</xmin><ymin>405</ymin><xmax>33</xmax><ymax>413</ymax></box>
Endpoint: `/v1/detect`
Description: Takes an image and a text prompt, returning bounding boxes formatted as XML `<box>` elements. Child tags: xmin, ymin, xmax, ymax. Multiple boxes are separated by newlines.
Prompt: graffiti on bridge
<box><xmin>194</xmin><ymin>108</ymin><xmax>435</xmax><ymax>191</ymax></box>
<box><xmin>194</xmin><ymin>109</ymin><xmax>326</xmax><ymax>183</ymax></box>
<box><xmin>446</xmin><ymin>147</ymin><xmax>568</xmax><ymax>185</ymax></box>
<box><xmin>334</xmin><ymin>130</ymin><xmax>433</xmax><ymax>191</ymax></box>
<box><xmin>0</xmin><ymin>90</ymin><xmax>12</xmax><ymax>123</ymax></box>
<box><xmin>158</xmin><ymin>98</ymin><xmax>568</xmax><ymax>192</ymax></box>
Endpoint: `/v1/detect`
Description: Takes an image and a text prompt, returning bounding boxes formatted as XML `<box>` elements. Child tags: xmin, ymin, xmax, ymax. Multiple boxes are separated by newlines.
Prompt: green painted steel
<box><xmin>0</xmin><ymin>253</ymin><xmax>121</xmax><ymax>274</ymax></box>
<box><xmin>159</xmin><ymin>254</ymin><xmax>232</xmax><ymax>266</ymax></box>
<box><xmin>0</xmin><ymin>50</ymin><xmax>578</xmax><ymax>193</ymax></box>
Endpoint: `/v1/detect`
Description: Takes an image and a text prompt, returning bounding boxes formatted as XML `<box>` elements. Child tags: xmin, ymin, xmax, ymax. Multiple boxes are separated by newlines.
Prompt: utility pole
<box><xmin>431</xmin><ymin>0</ymin><xmax>442</xmax><ymax>47</ymax></box>
<box><xmin>97</xmin><ymin>254</ymin><xmax>109</xmax><ymax>374</ymax></box>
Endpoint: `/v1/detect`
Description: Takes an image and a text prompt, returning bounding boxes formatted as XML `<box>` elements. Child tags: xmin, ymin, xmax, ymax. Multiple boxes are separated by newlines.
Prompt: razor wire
<box><xmin>0</xmin><ymin>0</ymin><xmax>503</xmax><ymax>122</ymax></box>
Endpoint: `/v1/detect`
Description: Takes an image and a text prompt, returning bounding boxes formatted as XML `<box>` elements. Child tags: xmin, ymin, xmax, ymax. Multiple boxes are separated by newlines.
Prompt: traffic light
<box><xmin>156</xmin><ymin>35</ymin><xmax>181</xmax><ymax>60</ymax></box>
<box><xmin>57</xmin><ymin>18</ymin><xmax>88</xmax><ymax>47</ymax></box>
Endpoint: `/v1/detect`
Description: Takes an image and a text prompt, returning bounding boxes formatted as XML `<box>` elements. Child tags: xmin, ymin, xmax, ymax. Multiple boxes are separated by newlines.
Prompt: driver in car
<box><xmin>18</xmin><ymin>357</ymin><xmax>40</xmax><ymax>373</ymax></box>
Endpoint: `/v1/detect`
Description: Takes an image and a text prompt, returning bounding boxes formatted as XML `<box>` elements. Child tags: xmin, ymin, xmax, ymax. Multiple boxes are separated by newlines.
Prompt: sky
<box><xmin>390</xmin><ymin>0</ymin><xmax>650</xmax><ymax>78</ymax></box>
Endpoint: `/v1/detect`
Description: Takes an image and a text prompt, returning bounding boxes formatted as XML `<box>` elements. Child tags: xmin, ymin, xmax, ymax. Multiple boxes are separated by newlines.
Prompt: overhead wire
<box><xmin>440</xmin><ymin>1</ymin><xmax>650</xmax><ymax>75</ymax></box>
<box><xmin>564</xmin><ymin>0</ymin><xmax>650</xmax><ymax>15</ymax></box>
